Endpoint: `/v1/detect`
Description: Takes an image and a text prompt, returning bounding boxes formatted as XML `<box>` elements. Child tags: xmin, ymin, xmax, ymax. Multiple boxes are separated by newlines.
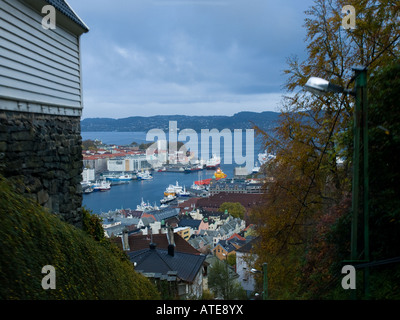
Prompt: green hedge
<box><xmin>0</xmin><ymin>175</ymin><xmax>160</xmax><ymax>300</ymax></box>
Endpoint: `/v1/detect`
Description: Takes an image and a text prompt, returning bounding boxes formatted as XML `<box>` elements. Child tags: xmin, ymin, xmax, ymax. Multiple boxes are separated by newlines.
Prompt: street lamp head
<box><xmin>305</xmin><ymin>76</ymin><xmax>350</xmax><ymax>96</ymax></box>
<box><xmin>250</xmin><ymin>268</ymin><xmax>261</xmax><ymax>274</ymax></box>
<box><xmin>305</xmin><ymin>77</ymin><xmax>330</xmax><ymax>96</ymax></box>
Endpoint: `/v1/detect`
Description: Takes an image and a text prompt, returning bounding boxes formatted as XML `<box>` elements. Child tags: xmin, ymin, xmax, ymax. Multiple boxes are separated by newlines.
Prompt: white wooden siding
<box><xmin>0</xmin><ymin>0</ymin><xmax>84</xmax><ymax>115</ymax></box>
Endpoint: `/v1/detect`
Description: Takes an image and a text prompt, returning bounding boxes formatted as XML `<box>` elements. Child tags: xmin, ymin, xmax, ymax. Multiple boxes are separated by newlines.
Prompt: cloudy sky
<box><xmin>66</xmin><ymin>0</ymin><xmax>315</xmax><ymax>119</ymax></box>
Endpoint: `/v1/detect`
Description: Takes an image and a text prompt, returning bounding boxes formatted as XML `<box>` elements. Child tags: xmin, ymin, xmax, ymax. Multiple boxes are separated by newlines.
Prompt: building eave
<box><xmin>20</xmin><ymin>0</ymin><xmax>89</xmax><ymax>35</ymax></box>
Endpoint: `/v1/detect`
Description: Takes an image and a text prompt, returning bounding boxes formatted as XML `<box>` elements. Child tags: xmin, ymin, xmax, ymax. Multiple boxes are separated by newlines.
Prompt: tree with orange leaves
<box><xmin>251</xmin><ymin>0</ymin><xmax>399</xmax><ymax>299</ymax></box>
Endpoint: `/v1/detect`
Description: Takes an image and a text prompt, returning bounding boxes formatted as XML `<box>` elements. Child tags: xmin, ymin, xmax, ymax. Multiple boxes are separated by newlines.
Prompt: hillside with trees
<box><xmin>81</xmin><ymin>111</ymin><xmax>280</xmax><ymax>132</ymax></box>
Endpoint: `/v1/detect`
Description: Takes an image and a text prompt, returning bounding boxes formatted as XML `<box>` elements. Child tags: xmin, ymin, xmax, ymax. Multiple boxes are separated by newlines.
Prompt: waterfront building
<box><xmin>234</xmin><ymin>167</ymin><xmax>249</xmax><ymax>178</ymax></box>
<box><xmin>107</xmin><ymin>155</ymin><xmax>150</xmax><ymax>172</ymax></box>
<box><xmin>208</xmin><ymin>179</ymin><xmax>264</xmax><ymax>196</ymax></box>
<box><xmin>83</xmin><ymin>154</ymin><xmax>108</xmax><ymax>173</ymax></box>
<box><xmin>82</xmin><ymin>168</ymin><xmax>95</xmax><ymax>182</ymax></box>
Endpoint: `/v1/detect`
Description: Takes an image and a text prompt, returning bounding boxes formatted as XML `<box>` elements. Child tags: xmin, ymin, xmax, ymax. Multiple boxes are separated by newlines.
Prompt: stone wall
<box><xmin>0</xmin><ymin>110</ymin><xmax>83</xmax><ymax>227</ymax></box>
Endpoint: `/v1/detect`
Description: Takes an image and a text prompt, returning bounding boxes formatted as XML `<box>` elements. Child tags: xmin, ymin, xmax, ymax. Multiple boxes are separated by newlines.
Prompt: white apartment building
<box><xmin>82</xmin><ymin>168</ymin><xmax>95</xmax><ymax>182</ymax></box>
<box><xmin>107</xmin><ymin>155</ymin><xmax>150</xmax><ymax>172</ymax></box>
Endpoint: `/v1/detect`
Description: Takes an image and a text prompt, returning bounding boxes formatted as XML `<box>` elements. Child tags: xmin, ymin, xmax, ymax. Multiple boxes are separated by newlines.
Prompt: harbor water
<box><xmin>81</xmin><ymin>131</ymin><xmax>264</xmax><ymax>214</ymax></box>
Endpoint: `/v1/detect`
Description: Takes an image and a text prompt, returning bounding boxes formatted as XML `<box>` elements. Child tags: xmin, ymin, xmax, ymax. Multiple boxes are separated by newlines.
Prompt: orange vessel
<box><xmin>194</xmin><ymin>168</ymin><xmax>227</xmax><ymax>185</ymax></box>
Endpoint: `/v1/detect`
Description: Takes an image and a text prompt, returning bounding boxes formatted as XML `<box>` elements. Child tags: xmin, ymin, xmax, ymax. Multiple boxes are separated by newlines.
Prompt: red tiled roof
<box><xmin>196</xmin><ymin>192</ymin><xmax>264</xmax><ymax>209</ymax></box>
<box><xmin>243</xmin><ymin>224</ymin><xmax>255</xmax><ymax>231</ymax></box>
<box><xmin>227</xmin><ymin>233</ymin><xmax>246</xmax><ymax>241</ymax></box>
<box><xmin>142</xmin><ymin>212</ymin><xmax>156</xmax><ymax>221</ymax></box>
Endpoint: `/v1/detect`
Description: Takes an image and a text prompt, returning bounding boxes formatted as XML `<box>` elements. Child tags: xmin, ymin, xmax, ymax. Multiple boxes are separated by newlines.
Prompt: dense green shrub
<box><xmin>0</xmin><ymin>175</ymin><xmax>160</xmax><ymax>300</ymax></box>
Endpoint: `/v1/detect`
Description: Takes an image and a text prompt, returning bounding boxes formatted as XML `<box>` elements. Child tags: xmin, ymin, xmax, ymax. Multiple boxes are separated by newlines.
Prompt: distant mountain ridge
<box><xmin>81</xmin><ymin>111</ymin><xmax>280</xmax><ymax>132</ymax></box>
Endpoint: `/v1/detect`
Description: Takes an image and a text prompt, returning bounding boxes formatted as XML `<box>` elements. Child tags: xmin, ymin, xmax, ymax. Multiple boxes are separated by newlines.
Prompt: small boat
<box><xmin>117</xmin><ymin>173</ymin><xmax>134</xmax><ymax>181</ymax></box>
<box><xmin>92</xmin><ymin>180</ymin><xmax>111</xmax><ymax>192</ymax></box>
<box><xmin>252</xmin><ymin>166</ymin><xmax>260</xmax><ymax>174</ymax></box>
<box><xmin>191</xmin><ymin>163</ymin><xmax>204</xmax><ymax>171</ymax></box>
<box><xmin>160</xmin><ymin>195</ymin><xmax>177</xmax><ymax>204</ymax></box>
<box><xmin>136</xmin><ymin>198</ymin><xmax>158</xmax><ymax>211</ymax></box>
<box><xmin>177</xmin><ymin>186</ymin><xmax>190</xmax><ymax>197</ymax></box>
<box><xmin>137</xmin><ymin>170</ymin><xmax>153</xmax><ymax>180</ymax></box>
<box><xmin>191</xmin><ymin>182</ymin><xmax>205</xmax><ymax>190</ymax></box>
<box><xmin>83</xmin><ymin>186</ymin><xmax>94</xmax><ymax>194</ymax></box>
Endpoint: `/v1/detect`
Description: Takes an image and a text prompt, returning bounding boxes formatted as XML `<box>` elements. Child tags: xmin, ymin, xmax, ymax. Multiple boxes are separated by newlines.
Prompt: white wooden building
<box><xmin>0</xmin><ymin>0</ymin><xmax>89</xmax><ymax>116</ymax></box>
<box><xmin>0</xmin><ymin>0</ymin><xmax>89</xmax><ymax>226</ymax></box>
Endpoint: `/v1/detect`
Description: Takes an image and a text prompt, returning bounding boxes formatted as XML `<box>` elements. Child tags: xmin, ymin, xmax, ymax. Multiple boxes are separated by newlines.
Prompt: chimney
<box><xmin>148</xmin><ymin>226</ymin><xmax>157</xmax><ymax>250</ymax></box>
<box><xmin>167</xmin><ymin>225</ymin><xmax>175</xmax><ymax>257</ymax></box>
<box><xmin>122</xmin><ymin>229</ymin><xmax>130</xmax><ymax>251</ymax></box>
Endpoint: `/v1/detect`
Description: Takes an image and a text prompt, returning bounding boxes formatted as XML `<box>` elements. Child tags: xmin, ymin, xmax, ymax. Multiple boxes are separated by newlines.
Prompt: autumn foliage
<box><xmin>250</xmin><ymin>0</ymin><xmax>400</xmax><ymax>299</ymax></box>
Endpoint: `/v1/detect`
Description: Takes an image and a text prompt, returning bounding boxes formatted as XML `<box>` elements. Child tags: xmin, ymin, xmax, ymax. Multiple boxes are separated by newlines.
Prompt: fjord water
<box><xmin>81</xmin><ymin>131</ymin><xmax>263</xmax><ymax>214</ymax></box>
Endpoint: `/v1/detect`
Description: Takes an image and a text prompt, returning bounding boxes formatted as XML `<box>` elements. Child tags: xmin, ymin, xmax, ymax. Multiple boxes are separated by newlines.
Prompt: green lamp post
<box><xmin>305</xmin><ymin>66</ymin><xmax>369</xmax><ymax>298</ymax></box>
<box><xmin>251</xmin><ymin>263</ymin><xmax>268</xmax><ymax>300</ymax></box>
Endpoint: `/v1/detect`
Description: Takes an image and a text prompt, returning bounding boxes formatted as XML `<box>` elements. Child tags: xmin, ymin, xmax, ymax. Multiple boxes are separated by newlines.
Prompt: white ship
<box><xmin>105</xmin><ymin>172</ymin><xmax>135</xmax><ymax>181</ymax></box>
<box><xmin>160</xmin><ymin>194</ymin><xmax>177</xmax><ymax>204</ymax></box>
<box><xmin>206</xmin><ymin>154</ymin><xmax>221</xmax><ymax>169</ymax></box>
<box><xmin>177</xmin><ymin>186</ymin><xmax>190</xmax><ymax>197</ymax></box>
<box><xmin>137</xmin><ymin>170</ymin><xmax>153</xmax><ymax>180</ymax></box>
<box><xmin>252</xmin><ymin>162</ymin><xmax>261</xmax><ymax>173</ymax></box>
<box><xmin>258</xmin><ymin>152</ymin><xmax>276</xmax><ymax>165</ymax></box>
<box><xmin>191</xmin><ymin>182</ymin><xmax>205</xmax><ymax>190</ymax></box>
<box><xmin>92</xmin><ymin>180</ymin><xmax>111</xmax><ymax>192</ymax></box>
<box><xmin>164</xmin><ymin>181</ymin><xmax>183</xmax><ymax>196</ymax></box>
<box><xmin>136</xmin><ymin>198</ymin><xmax>159</xmax><ymax>212</ymax></box>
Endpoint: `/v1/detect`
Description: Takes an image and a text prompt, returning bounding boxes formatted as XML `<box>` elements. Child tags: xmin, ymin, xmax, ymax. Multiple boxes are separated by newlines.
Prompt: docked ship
<box><xmin>206</xmin><ymin>154</ymin><xmax>221</xmax><ymax>170</ymax></box>
<box><xmin>252</xmin><ymin>162</ymin><xmax>261</xmax><ymax>174</ymax></box>
<box><xmin>184</xmin><ymin>163</ymin><xmax>204</xmax><ymax>173</ymax></box>
<box><xmin>137</xmin><ymin>170</ymin><xmax>153</xmax><ymax>180</ymax></box>
<box><xmin>160</xmin><ymin>194</ymin><xmax>177</xmax><ymax>204</ymax></box>
<box><xmin>163</xmin><ymin>181</ymin><xmax>183</xmax><ymax>196</ymax></box>
<box><xmin>177</xmin><ymin>186</ymin><xmax>190</xmax><ymax>197</ymax></box>
<box><xmin>92</xmin><ymin>180</ymin><xmax>111</xmax><ymax>192</ymax></box>
<box><xmin>82</xmin><ymin>185</ymin><xmax>94</xmax><ymax>194</ymax></box>
<box><xmin>105</xmin><ymin>173</ymin><xmax>135</xmax><ymax>181</ymax></box>
<box><xmin>214</xmin><ymin>168</ymin><xmax>227</xmax><ymax>180</ymax></box>
<box><xmin>194</xmin><ymin>168</ymin><xmax>227</xmax><ymax>186</ymax></box>
<box><xmin>136</xmin><ymin>198</ymin><xmax>159</xmax><ymax>212</ymax></box>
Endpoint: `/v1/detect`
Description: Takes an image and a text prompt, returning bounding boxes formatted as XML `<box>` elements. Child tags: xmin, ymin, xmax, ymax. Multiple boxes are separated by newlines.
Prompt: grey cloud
<box><xmin>68</xmin><ymin>0</ymin><xmax>314</xmax><ymax>118</ymax></box>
